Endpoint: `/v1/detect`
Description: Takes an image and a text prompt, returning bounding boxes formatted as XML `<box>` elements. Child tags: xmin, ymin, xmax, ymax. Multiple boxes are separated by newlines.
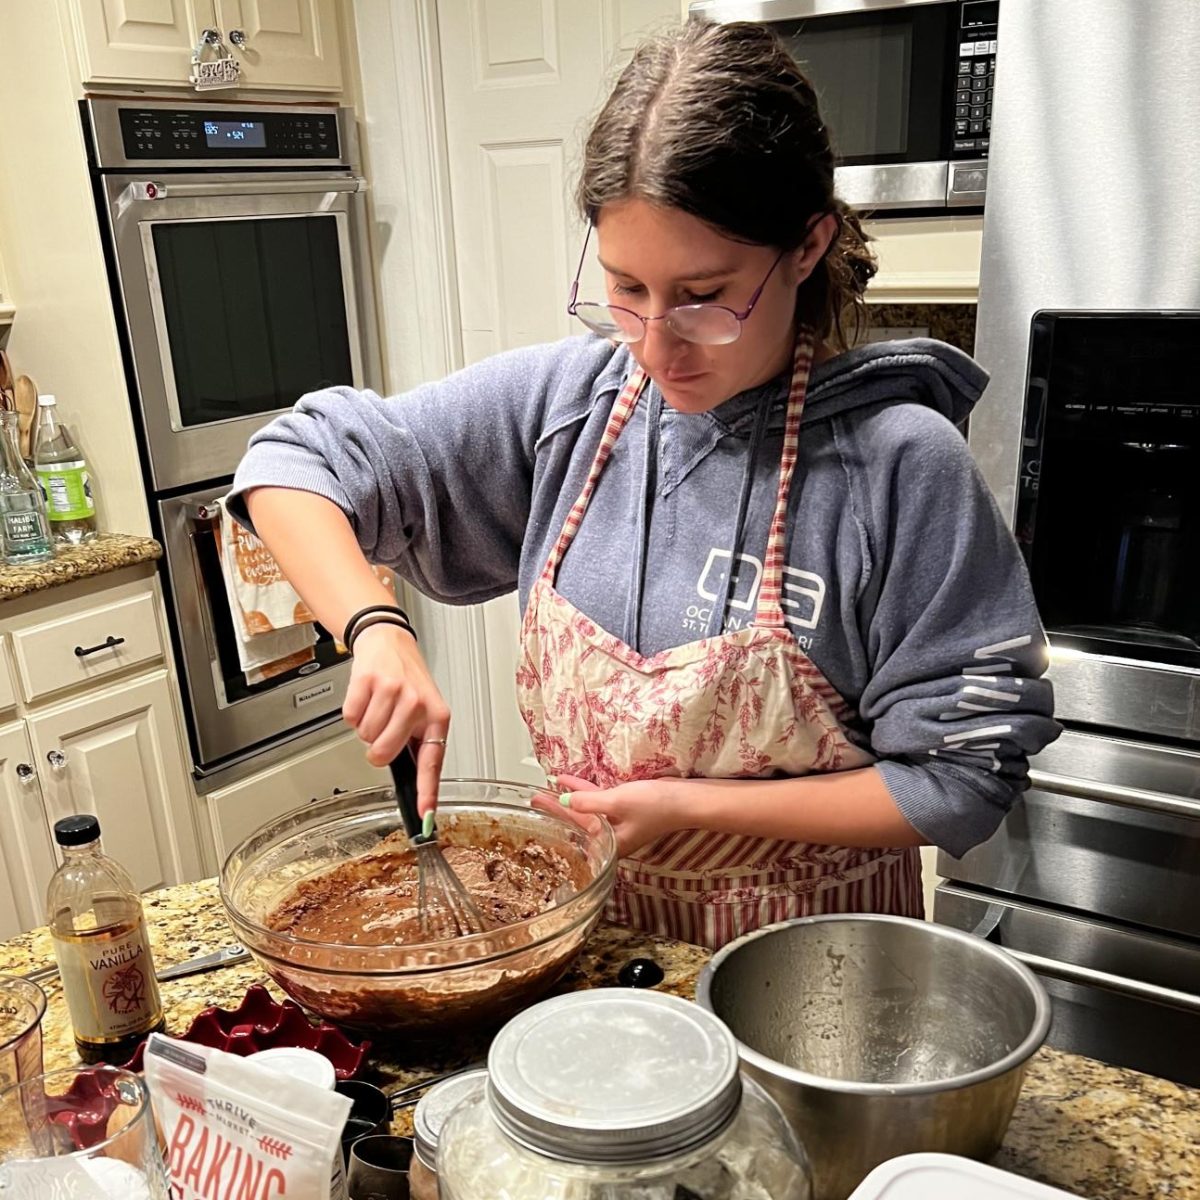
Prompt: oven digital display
<box><xmin>962</xmin><ymin>1</ymin><xmax>999</xmax><ymax>30</ymax></box>
<box><xmin>203</xmin><ymin>120</ymin><xmax>267</xmax><ymax>148</ymax></box>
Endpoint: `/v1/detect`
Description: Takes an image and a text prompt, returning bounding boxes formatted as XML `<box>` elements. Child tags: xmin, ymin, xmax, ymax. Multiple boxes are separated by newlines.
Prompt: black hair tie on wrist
<box><xmin>347</xmin><ymin>613</ymin><xmax>417</xmax><ymax>652</ymax></box>
<box><xmin>343</xmin><ymin>604</ymin><xmax>417</xmax><ymax>653</ymax></box>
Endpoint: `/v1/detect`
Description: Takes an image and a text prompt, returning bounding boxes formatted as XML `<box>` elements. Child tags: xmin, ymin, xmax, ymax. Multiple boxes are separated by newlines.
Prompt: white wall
<box><xmin>0</xmin><ymin>3</ymin><xmax>151</xmax><ymax>536</ymax></box>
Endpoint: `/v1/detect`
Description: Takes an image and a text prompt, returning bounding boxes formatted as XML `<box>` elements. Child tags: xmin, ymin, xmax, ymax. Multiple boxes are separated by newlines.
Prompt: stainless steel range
<box><xmin>85</xmin><ymin>98</ymin><xmax>382</xmax><ymax>786</ymax></box>
<box><xmin>933</xmin><ymin>0</ymin><xmax>1200</xmax><ymax>1086</ymax></box>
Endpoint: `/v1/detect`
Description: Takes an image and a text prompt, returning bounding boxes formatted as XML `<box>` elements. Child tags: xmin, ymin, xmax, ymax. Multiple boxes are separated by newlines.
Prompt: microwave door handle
<box><xmin>150</xmin><ymin>178</ymin><xmax>364</xmax><ymax>199</ymax></box>
<box><xmin>1028</xmin><ymin>769</ymin><xmax>1200</xmax><ymax>822</ymax></box>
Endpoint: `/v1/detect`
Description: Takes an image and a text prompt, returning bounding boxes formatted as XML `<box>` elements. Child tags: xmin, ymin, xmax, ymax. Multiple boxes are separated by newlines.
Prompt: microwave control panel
<box><xmin>952</xmin><ymin>0</ymin><xmax>999</xmax><ymax>158</ymax></box>
<box><xmin>118</xmin><ymin>108</ymin><xmax>341</xmax><ymax>162</ymax></box>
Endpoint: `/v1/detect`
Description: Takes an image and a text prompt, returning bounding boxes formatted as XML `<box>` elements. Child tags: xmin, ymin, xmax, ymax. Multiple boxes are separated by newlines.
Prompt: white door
<box><xmin>27</xmin><ymin>672</ymin><xmax>203</xmax><ymax>895</ymax></box>
<box><xmin>69</xmin><ymin>0</ymin><xmax>217</xmax><ymax>86</ymax></box>
<box><xmin>436</xmin><ymin>0</ymin><xmax>678</xmax><ymax>784</ymax></box>
<box><xmin>0</xmin><ymin>722</ymin><xmax>57</xmax><ymax>939</ymax></box>
<box><xmin>215</xmin><ymin>0</ymin><xmax>344</xmax><ymax>91</ymax></box>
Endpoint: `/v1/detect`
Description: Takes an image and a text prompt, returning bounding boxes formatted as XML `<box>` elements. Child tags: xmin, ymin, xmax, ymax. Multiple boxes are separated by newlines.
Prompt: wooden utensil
<box><xmin>14</xmin><ymin>374</ymin><xmax>38</xmax><ymax>460</ymax></box>
<box><xmin>0</xmin><ymin>349</ymin><xmax>14</xmax><ymax>411</ymax></box>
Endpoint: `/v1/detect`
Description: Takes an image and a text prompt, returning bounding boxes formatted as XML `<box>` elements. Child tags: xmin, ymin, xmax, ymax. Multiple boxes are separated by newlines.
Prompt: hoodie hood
<box><xmin>802</xmin><ymin>337</ymin><xmax>988</xmax><ymax>426</ymax></box>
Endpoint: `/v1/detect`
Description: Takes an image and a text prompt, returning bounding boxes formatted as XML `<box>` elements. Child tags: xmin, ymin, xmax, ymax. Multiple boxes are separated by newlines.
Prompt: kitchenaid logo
<box><xmin>294</xmin><ymin>681</ymin><xmax>334</xmax><ymax>709</ymax></box>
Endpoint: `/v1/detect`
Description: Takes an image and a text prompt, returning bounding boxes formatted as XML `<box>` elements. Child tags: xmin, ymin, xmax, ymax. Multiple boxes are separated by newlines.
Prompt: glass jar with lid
<box><xmin>438</xmin><ymin>989</ymin><xmax>812</xmax><ymax>1199</ymax></box>
<box><xmin>410</xmin><ymin>1068</ymin><xmax>488</xmax><ymax>1200</ymax></box>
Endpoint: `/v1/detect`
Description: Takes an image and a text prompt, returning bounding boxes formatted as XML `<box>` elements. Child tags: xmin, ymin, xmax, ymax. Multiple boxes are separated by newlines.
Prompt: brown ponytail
<box><xmin>578</xmin><ymin>18</ymin><xmax>878</xmax><ymax>352</ymax></box>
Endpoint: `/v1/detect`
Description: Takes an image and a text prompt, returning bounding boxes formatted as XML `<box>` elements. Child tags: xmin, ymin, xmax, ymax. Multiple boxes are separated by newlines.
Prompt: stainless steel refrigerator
<box><xmin>933</xmin><ymin>0</ymin><xmax>1200</xmax><ymax>1085</ymax></box>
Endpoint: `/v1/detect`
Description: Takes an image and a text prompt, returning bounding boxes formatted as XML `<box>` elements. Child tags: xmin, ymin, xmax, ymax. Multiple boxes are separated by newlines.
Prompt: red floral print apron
<box><xmin>516</xmin><ymin>334</ymin><xmax>923</xmax><ymax>950</ymax></box>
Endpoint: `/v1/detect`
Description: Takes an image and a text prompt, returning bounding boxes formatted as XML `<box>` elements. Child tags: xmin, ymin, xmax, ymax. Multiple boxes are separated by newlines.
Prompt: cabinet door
<box><xmin>27</xmin><ymin>671</ymin><xmax>202</xmax><ymax>895</ymax></box>
<box><xmin>0</xmin><ymin>723</ymin><xmax>56</xmax><ymax>940</ymax></box>
<box><xmin>69</xmin><ymin>0</ymin><xmax>217</xmax><ymax>87</ymax></box>
<box><xmin>205</xmin><ymin>730</ymin><xmax>387</xmax><ymax>864</ymax></box>
<box><xmin>215</xmin><ymin>0</ymin><xmax>343</xmax><ymax>91</ymax></box>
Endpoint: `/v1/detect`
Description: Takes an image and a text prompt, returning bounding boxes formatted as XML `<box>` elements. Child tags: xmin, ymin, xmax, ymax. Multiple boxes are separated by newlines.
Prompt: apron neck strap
<box><xmin>540</xmin><ymin>366</ymin><xmax>649</xmax><ymax>585</ymax></box>
<box><xmin>753</xmin><ymin>331</ymin><xmax>815</xmax><ymax>628</ymax></box>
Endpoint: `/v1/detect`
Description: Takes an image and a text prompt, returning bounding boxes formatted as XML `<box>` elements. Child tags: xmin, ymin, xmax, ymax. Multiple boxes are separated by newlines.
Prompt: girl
<box><xmin>230</xmin><ymin>19</ymin><xmax>1058</xmax><ymax>949</ymax></box>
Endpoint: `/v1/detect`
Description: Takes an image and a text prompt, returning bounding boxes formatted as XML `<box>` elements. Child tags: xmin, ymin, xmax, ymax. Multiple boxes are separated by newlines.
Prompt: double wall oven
<box><xmin>939</xmin><ymin>0</ymin><xmax>1200</xmax><ymax>1086</ymax></box>
<box><xmin>85</xmin><ymin>98</ymin><xmax>381</xmax><ymax>787</ymax></box>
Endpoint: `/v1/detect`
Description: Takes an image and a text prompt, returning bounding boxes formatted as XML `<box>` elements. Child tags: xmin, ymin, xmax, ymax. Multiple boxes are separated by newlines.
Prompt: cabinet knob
<box><xmin>15</xmin><ymin>763</ymin><xmax>35</xmax><ymax>783</ymax></box>
<box><xmin>228</xmin><ymin>28</ymin><xmax>247</xmax><ymax>49</ymax></box>
<box><xmin>46</xmin><ymin>750</ymin><xmax>67</xmax><ymax>770</ymax></box>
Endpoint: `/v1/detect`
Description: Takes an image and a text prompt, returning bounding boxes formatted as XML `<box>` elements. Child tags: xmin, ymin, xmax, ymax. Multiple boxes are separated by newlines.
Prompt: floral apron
<box><xmin>516</xmin><ymin>334</ymin><xmax>923</xmax><ymax>950</ymax></box>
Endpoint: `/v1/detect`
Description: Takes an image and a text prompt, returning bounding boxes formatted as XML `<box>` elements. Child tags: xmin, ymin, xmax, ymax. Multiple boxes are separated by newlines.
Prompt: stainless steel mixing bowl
<box><xmin>695</xmin><ymin>914</ymin><xmax>1051</xmax><ymax>1200</ymax></box>
<box><xmin>220</xmin><ymin>781</ymin><xmax>617</xmax><ymax>1036</ymax></box>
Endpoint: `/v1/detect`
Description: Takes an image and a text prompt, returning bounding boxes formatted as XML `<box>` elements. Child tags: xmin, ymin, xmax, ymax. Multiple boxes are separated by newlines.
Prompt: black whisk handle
<box><xmin>389</xmin><ymin>747</ymin><xmax>423</xmax><ymax>840</ymax></box>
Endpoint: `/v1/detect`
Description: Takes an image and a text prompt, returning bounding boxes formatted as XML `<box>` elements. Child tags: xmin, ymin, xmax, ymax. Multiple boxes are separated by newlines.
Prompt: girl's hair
<box><xmin>577</xmin><ymin>18</ymin><xmax>877</xmax><ymax>350</ymax></box>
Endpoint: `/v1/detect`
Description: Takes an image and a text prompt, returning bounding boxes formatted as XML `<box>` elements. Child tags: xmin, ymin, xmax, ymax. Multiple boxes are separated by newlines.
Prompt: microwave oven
<box><xmin>688</xmin><ymin>0</ymin><xmax>998</xmax><ymax>211</ymax></box>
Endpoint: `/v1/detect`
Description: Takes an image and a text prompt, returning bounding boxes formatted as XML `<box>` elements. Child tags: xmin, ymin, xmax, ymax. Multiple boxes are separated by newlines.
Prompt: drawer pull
<box><xmin>47</xmin><ymin>750</ymin><xmax>66</xmax><ymax>770</ymax></box>
<box><xmin>15</xmin><ymin>763</ymin><xmax>35</xmax><ymax>783</ymax></box>
<box><xmin>74</xmin><ymin>636</ymin><xmax>126</xmax><ymax>659</ymax></box>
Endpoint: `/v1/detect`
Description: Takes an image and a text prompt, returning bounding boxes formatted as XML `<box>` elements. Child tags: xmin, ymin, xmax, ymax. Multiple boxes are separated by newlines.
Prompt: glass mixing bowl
<box><xmin>219</xmin><ymin>781</ymin><xmax>617</xmax><ymax>1035</ymax></box>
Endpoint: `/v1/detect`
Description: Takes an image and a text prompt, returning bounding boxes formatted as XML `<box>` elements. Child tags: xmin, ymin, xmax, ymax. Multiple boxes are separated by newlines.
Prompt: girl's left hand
<box><xmin>534</xmin><ymin>773</ymin><xmax>688</xmax><ymax>857</ymax></box>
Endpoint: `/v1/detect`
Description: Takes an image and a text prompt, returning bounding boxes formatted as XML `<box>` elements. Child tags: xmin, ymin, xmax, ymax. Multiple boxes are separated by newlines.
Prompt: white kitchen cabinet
<box><xmin>217</xmin><ymin>0</ymin><xmax>343</xmax><ymax>92</ymax></box>
<box><xmin>27</xmin><ymin>670</ymin><xmax>202</xmax><ymax>896</ymax></box>
<box><xmin>863</xmin><ymin>216</ymin><xmax>984</xmax><ymax>304</ymax></box>
<box><xmin>68</xmin><ymin>0</ymin><xmax>343</xmax><ymax>93</ymax></box>
<box><xmin>0</xmin><ymin>721</ymin><xmax>57</xmax><ymax>941</ymax></box>
<box><xmin>68</xmin><ymin>0</ymin><xmax>215</xmax><ymax>87</ymax></box>
<box><xmin>204</xmin><ymin>729</ymin><xmax>388</xmax><ymax>865</ymax></box>
<box><xmin>0</xmin><ymin>563</ymin><xmax>205</xmax><ymax>930</ymax></box>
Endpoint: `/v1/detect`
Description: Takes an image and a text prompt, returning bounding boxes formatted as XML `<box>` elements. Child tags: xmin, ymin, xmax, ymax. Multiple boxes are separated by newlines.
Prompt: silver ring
<box><xmin>421</xmin><ymin>737</ymin><xmax>448</xmax><ymax>747</ymax></box>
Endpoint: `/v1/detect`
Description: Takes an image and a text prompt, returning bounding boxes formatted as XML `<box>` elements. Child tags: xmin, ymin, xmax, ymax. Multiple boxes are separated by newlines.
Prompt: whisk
<box><xmin>390</xmin><ymin>748</ymin><xmax>490</xmax><ymax>942</ymax></box>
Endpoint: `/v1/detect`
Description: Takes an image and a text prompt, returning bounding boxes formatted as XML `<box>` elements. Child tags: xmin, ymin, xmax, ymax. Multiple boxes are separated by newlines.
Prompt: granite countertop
<box><xmin>0</xmin><ymin>533</ymin><xmax>161</xmax><ymax>601</ymax></box>
<box><xmin>2</xmin><ymin>879</ymin><xmax>1196</xmax><ymax>1199</ymax></box>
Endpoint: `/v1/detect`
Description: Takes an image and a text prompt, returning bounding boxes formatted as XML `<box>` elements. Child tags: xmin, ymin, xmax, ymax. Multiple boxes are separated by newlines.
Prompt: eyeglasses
<box><xmin>566</xmin><ymin>225</ymin><xmax>787</xmax><ymax>347</ymax></box>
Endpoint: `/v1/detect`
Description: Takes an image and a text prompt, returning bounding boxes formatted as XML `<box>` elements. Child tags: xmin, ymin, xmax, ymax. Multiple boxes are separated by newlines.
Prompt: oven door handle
<box><xmin>1028</xmin><ymin>768</ymin><xmax>1200</xmax><ymax>821</ymax></box>
<box><xmin>124</xmin><ymin>178</ymin><xmax>364</xmax><ymax>202</ymax></box>
<box><xmin>999</xmin><ymin>946</ymin><xmax>1200</xmax><ymax>1014</ymax></box>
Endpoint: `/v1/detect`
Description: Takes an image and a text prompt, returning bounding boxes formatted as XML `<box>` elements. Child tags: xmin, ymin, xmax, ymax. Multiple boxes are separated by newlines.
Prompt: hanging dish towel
<box><xmin>216</xmin><ymin>497</ymin><xmax>317</xmax><ymax>683</ymax></box>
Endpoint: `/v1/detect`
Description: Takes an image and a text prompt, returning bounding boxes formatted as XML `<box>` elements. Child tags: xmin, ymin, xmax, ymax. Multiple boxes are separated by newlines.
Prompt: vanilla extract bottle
<box><xmin>47</xmin><ymin>815</ymin><xmax>165</xmax><ymax>1064</ymax></box>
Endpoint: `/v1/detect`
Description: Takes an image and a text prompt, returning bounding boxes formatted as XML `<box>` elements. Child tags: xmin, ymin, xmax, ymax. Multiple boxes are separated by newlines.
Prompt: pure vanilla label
<box><xmin>53</xmin><ymin>918</ymin><xmax>162</xmax><ymax>1041</ymax></box>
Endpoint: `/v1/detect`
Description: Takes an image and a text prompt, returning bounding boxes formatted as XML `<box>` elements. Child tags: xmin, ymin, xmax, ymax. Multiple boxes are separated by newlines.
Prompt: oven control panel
<box><xmin>118</xmin><ymin>107</ymin><xmax>340</xmax><ymax>161</ymax></box>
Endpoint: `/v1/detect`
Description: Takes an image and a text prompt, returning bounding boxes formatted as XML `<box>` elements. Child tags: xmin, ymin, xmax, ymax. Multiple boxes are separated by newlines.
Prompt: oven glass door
<box><xmin>770</xmin><ymin>3</ymin><xmax>957</xmax><ymax>166</ymax></box>
<box><xmin>159</xmin><ymin>486</ymin><xmax>351</xmax><ymax>771</ymax></box>
<box><xmin>106</xmin><ymin>173</ymin><xmax>367</xmax><ymax>491</ymax></box>
<box><xmin>148</xmin><ymin>215</ymin><xmax>352</xmax><ymax>430</ymax></box>
<box><xmin>1017</xmin><ymin>312</ymin><xmax>1200</xmax><ymax>671</ymax></box>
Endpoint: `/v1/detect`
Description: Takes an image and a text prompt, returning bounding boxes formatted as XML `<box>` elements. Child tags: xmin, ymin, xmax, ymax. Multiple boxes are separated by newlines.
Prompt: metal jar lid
<box><xmin>486</xmin><ymin>989</ymin><xmax>742</xmax><ymax>1165</ymax></box>
<box><xmin>413</xmin><ymin>1068</ymin><xmax>488</xmax><ymax>1170</ymax></box>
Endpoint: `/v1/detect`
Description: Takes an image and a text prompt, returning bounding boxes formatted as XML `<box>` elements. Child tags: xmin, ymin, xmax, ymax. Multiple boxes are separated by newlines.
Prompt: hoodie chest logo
<box><xmin>683</xmin><ymin>549</ymin><xmax>827</xmax><ymax>645</ymax></box>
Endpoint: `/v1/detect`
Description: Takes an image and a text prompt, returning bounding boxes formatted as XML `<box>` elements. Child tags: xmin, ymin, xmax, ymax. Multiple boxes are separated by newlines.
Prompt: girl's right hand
<box><xmin>341</xmin><ymin>623</ymin><xmax>451</xmax><ymax>816</ymax></box>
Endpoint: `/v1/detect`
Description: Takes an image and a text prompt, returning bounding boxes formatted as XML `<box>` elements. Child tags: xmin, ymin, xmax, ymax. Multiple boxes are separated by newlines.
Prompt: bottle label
<box><xmin>53</xmin><ymin>918</ymin><xmax>163</xmax><ymax>1041</ymax></box>
<box><xmin>1</xmin><ymin>509</ymin><xmax>49</xmax><ymax>547</ymax></box>
<box><xmin>37</xmin><ymin>461</ymin><xmax>96</xmax><ymax>521</ymax></box>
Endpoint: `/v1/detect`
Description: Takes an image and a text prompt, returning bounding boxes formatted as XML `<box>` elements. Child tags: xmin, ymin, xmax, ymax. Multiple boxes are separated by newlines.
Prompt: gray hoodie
<box><xmin>229</xmin><ymin>335</ymin><xmax>1060</xmax><ymax>858</ymax></box>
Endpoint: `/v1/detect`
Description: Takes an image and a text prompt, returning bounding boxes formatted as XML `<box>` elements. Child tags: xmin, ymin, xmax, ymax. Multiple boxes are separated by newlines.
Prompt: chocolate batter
<box><xmin>266</xmin><ymin>831</ymin><xmax>580</xmax><ymax>945</ymax></box>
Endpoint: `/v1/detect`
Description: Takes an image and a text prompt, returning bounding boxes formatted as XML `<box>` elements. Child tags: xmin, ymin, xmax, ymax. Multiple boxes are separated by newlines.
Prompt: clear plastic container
<box><xmin>438</xmin><ymin>989</ymin><xmax>813</xmax><ymax>1199</ymax></box>
<box><xmin>33</xmin><ymin>394</ymin><xmax>97</xmax><ymax>544</ymax></box>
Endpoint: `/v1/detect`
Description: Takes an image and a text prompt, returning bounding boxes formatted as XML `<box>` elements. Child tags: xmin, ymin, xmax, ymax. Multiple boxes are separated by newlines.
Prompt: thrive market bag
<box><xmin>144</xmin><ymin>1033</ymin><xmax>352</xmax><ymax>1199</ymax></box>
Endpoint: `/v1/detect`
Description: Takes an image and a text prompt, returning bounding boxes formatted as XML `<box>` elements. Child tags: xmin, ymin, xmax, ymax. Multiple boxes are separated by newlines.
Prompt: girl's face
<box><xmin>594</xmin><ymin>199</ymin><xmax>837</xmax><ymax>414</ymax></box>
